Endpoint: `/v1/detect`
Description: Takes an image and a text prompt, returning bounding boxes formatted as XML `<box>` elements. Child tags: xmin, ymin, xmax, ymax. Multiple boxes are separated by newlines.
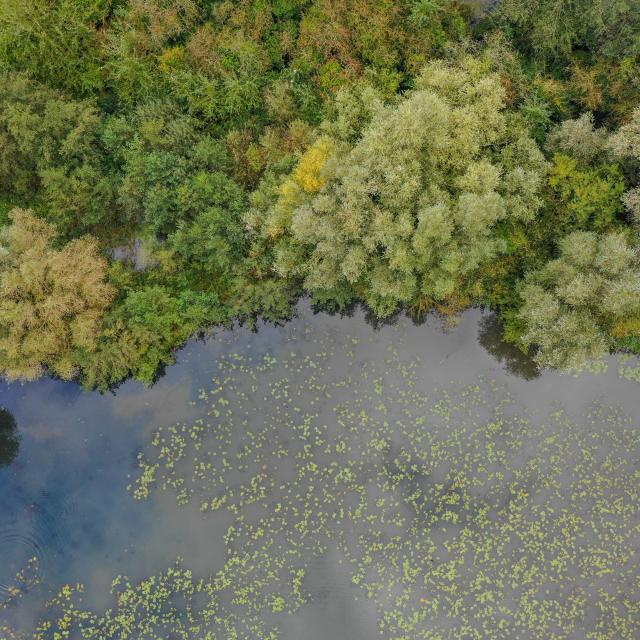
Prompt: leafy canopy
<box><xmin>518</xmin><ymin>230</ymin><xmax>640</xmax><ymax>369</ymax></box>
<box><xmin>0</xmin><ymin>209</ymin><xmax>114</xmax><ymax>381</ymax></box>
<box><xmin>248</xmin><ymin>57</ymin><xmax>547</xmax><ymax>317</ymax></box>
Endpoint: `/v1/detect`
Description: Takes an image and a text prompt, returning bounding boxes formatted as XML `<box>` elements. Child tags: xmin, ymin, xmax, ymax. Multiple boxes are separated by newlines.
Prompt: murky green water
<box><xmin>1</xmin><ymin>302</ymin><xmax>639</xmax><ymax>639</ymax></box>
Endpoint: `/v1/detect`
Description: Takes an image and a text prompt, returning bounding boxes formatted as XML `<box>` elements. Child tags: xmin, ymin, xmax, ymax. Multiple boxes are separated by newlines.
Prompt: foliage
<box><xmin>0</xmin><ymin>0</ymin><xmax>110</xmax><ymax>95</ymax></box>
<box><xmin>517</xmin><ymin>230</ymin><xmax>640</xmax><ymax>369</ymax></box>
<box><xmin>0</xmin><ymin>209</ymin><xmax>114</xmax><ymax>381</ymax></box>
<box><xmin>248</xmin><ymin>57</ymin><xmax>547</xmax><ymax>317</ymax></box>
<box><xmin>0</xmin><ymin>74</ymin><xmax>118</xmax><ymax>238</ymax></box>
<box><xmin>493</xmin><ymin>0</ymin><xmax>640</xmax><ymax>67</ymax></box>
<box><xmin>607</xmin><ymin>106</ymin><xmax>640</xmax><ymax>225</ymax></box>
<box><xmin>547</xmin><ymin>112</ymin><xmax>608</xmax><ymax>164</ymax></box>
<box><xmin>608</xmin><ymin>106</ymin><xmax>640</xmax><ymax>162</ymax></box>
<box><xmin>81</xmin><ymin>285</ymin><xmax>226</xmax><ymax>389</ymax></box>
<box><xmin>0</xmin><ymin>0</ymin><xmax>639</xmax><ymax>383</ymax></box>
<box><xmin>547</xmin><ymin>153</ymin><xmax>626</xmax><ymax>231</ymax></box>
<box><xmin>109</xmin><ymin>100</ymin><xmax>240</xmax><ymax>235</ymax></box>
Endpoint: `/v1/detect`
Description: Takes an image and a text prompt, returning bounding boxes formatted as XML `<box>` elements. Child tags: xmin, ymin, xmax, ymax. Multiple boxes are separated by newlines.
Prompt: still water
<box><xmin>1</xmin><ymin>301</ymin><xmax>639</xmax><ymax>639</ymax></box>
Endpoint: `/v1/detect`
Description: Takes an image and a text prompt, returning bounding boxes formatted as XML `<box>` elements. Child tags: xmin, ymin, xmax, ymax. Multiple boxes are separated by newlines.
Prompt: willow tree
<box><xmin>518</xmin><ymin>230</ymin><xmax>640</xmax><ymax>369</ymax></box>
<box><xmin>608</xmin><ymin>106</ymin><xmax>640</xmax><ymax>224</ymax></box>
<box><xmin>247</xmin><ymin>57</ymin><xmax>547</xmax><ymax>316</ymax></box>
<box><xmin>0</xmin><ymin>209</ymin><xmax>115</xmax><ymax>380</ymax></box>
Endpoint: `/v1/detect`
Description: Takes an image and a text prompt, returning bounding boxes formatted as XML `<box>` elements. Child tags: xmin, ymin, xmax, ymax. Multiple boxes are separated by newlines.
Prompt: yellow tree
<box><xmin>0</xmin><ymin>209</ymin><xmax>115</xmax><ymax>380</ymax></box>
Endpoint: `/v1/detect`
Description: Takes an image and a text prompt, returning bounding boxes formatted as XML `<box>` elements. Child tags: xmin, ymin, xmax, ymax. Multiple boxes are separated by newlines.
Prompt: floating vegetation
<box><xmin>29</xmin><ymin>325</ymin><xmax>640</xmax><ymax>639</ymax></box>
<box><xmin>0</xmin><ymin>529</ymin><xmax>43</xmax><ymax>608</ymax></box>
<box><xmin>0</xmin><ymin>557</ymin><xmax>40</xmax><ymax>609</ymax></box>
<box><xmin>34</xmin><ymin>562</ymin><xmax>270</xmax><ymax>640</ymax></box>
<box><xmin>564</xmin><ymin>358</ymin><xmax>609</xmax><ymax>377</ymax></box>
<box><xmin>618</xmin><ymin>354</ymin><xmax>640</xmax><ymax>383</ymax></box>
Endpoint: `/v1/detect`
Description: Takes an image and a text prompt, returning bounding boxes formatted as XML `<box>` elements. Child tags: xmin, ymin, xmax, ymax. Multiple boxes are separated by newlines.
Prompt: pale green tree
<box><xmin>518</xmin><ymin>230</ymin><xmax>640</xmax><ymax>369</ymax></box>
<box><xmin>608</xmin><ymin>106</ymin><xmax>640</xmax><ymax>225</ymax></box>
<box><xmin>607</xmin><ymin>106</ymin><xmax>640</xmax><ymax>161</ymax></box>
<box><xmin>547</xmin><ymin>112</ymin><xmax>608</xmax><ymax>164</ymax></box>
<box><xmin>247</xmin><ymin>57</ymin><xmax>547</xmax><ymax>316</ymax></box>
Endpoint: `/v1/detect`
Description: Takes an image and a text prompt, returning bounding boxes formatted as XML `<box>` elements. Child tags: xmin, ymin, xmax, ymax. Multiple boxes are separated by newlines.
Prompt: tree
<box><xmin>0</xmin><ymin>0</ymin><xmax>109</xmax><ymax>95</ymax></box>
<box><xmin>547</xmin><ymin>113</ymin><xmax>608</xmax><ymax>164</ymax></box>
<box><xmin>294</xmin><ymin>0</ymin><xmax>471</xmax><ymax>92</ymax></box>
<box><xmin>105</xmin><ymin>0</ymin><xmax>201</xmax><ymax>105</ymax></box>
<box><xmin>166</xmin><ymin>175</ymin><xmax>247</xmax><ymax>290</ymax></box>
<box><xmin>0</xmin><ymin>209</ymin><xmax>115</xmax><ymax>381</ymax></box>
<box><xmin>607</xmin><ymin>106</ymin><xmax>640</xmax><ymax>226</ymax></box>
<box><xmin>109</xmin><ymin>100</ymin><xmax>239</xmax><ymax>236</ymax></box>
<box><xmin>543</xmin><ymin>113</ymin><xmax>630</xmax><ymax>238</ymax></box>
<box><xmin>81</xmin><ymin>286</ymin><xmax>226</xmax><ymax>389</ymax></box>
<box><xmin>608</xmin><ymin>106</ymin><xmax>640</xmax><ymax>161</ymax></box>
<box><xmin>517</xmin><ymin>230</ymin><xmax>640</xmax><ymax>369</ymax></box>
<box><xmin>494</xmin><ymin>0</ymin><xmax>640</xmax><ymax>68</ymax></box>
<box><xmin>0</xmin><ymin>74</ymin><xmax>117</xmax><ymax>238</ymax></box>
<box><xmin>247</xmin><ymin>57</ymin><xmax>547</xmax><ymax>317</ymax></box>
<box><xmin>547</xmin><ymin>153</ymin><xmax>625</xmax><ymax>231</ymax></box>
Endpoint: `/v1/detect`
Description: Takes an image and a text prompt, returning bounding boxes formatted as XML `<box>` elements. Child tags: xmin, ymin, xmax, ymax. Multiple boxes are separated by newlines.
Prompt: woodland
<box><xmin>1</xmin><ymin>0</ymin><xmax>639</xmax><ymax>388</ymax></box>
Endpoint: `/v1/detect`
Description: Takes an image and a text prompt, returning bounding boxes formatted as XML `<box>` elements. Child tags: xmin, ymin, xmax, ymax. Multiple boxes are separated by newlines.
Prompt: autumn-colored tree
<box><xmin>0</xmin><ymin>209</ymin><xmax>115</xmax><ymax>381</ymax></box>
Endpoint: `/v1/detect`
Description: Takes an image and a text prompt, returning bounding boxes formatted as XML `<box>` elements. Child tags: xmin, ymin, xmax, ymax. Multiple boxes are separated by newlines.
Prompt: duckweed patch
<box><xmin>25</xmin><ymin>327</ymin><xmax>640</xmax><ymax>639</ymax></box>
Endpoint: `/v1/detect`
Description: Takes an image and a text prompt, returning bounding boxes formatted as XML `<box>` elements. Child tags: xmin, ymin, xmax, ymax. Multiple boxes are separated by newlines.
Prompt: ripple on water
<box><xmin>29</xmin><ymin>502</ymin><xmax>70</xmax><ymax>563</ymax></box>
<box><xmin>0</xmin><ymin>528</ymin><xmax>44</xmax><ymax>603</ymax></box>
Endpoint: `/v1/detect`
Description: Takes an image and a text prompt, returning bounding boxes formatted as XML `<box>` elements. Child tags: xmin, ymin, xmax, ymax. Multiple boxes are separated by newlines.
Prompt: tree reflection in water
<box><xmin>0</xmin><ymin>407</ymin><xmax>20</xmax><ymax>468</ymax></box>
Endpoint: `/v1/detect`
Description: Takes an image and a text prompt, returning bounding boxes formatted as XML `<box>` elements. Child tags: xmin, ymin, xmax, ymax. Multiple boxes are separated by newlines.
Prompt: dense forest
<box><xmin>0</xmin><ymin>0</ymin><xmax>639</xmax><ymax>388</ymax></box>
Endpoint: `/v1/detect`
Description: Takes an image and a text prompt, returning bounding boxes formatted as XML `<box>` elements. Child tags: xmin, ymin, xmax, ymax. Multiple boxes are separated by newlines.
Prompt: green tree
<box><xmin>0</xmin><ymin>74</ymin><xmax>117</xmax><ymax>237</ymax></box>
<box><xmin>81</xmin><ymin>285</ymin><xmax>226</xmax><ymax>389</ymax></box>
<box><xmin>248</xmin><ymin>57</ymin><xmax>547</xmax><ymax>317</ymax></box>
<box><xmin>166</xmin><ymin>176</ymin><xmax>247</xmax><ymax>290</ymax></box>
<box><xmin>494</xmin><ymin>0</ymin><xmax>640</xmax><ymax>67</ymax></box>
<box><xmin>109</xmin><ymin>100</ymin><xmax>238</xmax><ymax>235</ymax></box>
<box><xmin>547</xmin><ymin>153</ymin><xmax>626</xmax><ymax>231</ymax></box>
<box><xmin>518</xmin><ymin>230</ymin><xmax>640</xmax><ymax>369</ymax></box>
<box><xmin>0</xmin><ymin>209</ymin><xmax>115</xmax><ymax>381</ymax></box>
<box><xmin>0</xmin><ymin>0</ymin><xmax>110</xmax><ymax>94</ymax></box>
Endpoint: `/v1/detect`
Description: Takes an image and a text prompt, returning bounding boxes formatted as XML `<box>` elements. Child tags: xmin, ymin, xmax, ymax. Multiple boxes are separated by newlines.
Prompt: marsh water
<box><xmin>1</xmin><ymin>301</ymin><xmax>639</xmax><ymax>639</ymax></box>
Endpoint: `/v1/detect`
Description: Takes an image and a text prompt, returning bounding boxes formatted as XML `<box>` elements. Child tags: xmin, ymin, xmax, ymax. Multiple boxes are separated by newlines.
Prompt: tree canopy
<box><xmin>0</xmin><ymin>209</ymin><xmax>114</xmax><ymax>380</ymax></box>
<box><xmin>518</xmin><ymin>230</ymin><xmax>640</xmax><ymax>369</ymax></box>
<box><xmin>0</xmin><ymin>0</ymin><xmax>638</xmax><ymax>384</ymax></box>
<box><xmin>248</xmin><ymin>58</ymin><xmax>547</xmax><ymax>316</ymax></box>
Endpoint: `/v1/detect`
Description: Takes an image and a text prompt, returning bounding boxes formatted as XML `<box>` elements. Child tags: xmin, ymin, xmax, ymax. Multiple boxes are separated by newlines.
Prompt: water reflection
<box><xmin>477</xmin><ymin>312</ymin><xmax>540</xmax><ymax>380</ymax></box>
<box><xmin>0</xmin><ymin>406</ymin><xmax>20</xmax><ymax>468</ymax></box>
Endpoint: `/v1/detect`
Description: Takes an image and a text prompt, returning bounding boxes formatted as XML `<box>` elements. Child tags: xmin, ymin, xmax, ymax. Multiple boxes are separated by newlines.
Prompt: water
<box><xmin>1</xmin><ymin>301</ymin><xmax>639</xmax><ymax>639</ymax></box>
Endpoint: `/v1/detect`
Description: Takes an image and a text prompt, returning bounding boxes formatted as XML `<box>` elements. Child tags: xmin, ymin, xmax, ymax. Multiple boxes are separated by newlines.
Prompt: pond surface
<box><xmin>1</xmin><ymin>301</ymin><xmax>639</xmax><ymax>639</ymax></box>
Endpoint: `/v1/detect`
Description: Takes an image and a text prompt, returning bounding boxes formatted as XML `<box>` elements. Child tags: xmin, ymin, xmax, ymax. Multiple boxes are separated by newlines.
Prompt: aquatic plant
<box><xmin>34</xmin><ymin>322</ymin><xmax>640</xmax><ymax>639</ymax></box>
